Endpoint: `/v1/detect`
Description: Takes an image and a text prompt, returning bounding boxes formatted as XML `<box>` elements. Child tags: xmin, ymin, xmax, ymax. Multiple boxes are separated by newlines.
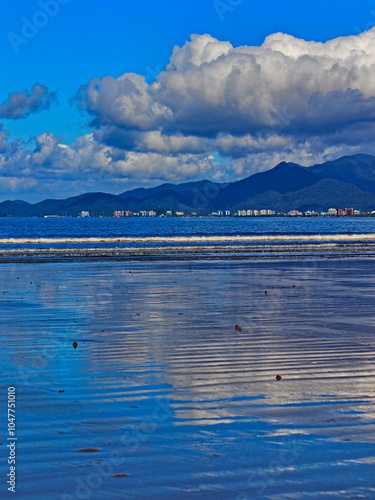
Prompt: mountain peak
<box><xmin>273</xmin><ymin>161</ymin><xmax>304</xmax><ymax>170</ymax></box>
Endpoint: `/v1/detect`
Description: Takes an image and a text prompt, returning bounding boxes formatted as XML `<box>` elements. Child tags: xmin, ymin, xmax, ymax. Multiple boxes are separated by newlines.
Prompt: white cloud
<box><xmin>0</xmin><ymin>127</ymin><xmax>219</xmax><ymax>200</ymax></box>
<box><xmin>93</xmin><ymin>126</ymin><xmax>211</xmax><ymax>155</ymax></box>
<box><xmin>4</xmin><ymin>29</ymin><xmax>375</xmax><ymax>200</ymax></box>
<box><xmin>0</xmin><ymin>125</ymin><xmax>9</xmax><ymax>153</ymax></box>
<box><xmin>78</xmin><ymin>29</ymin><xmax>375</xmax><ymax>140</ymax></box>
<box><xmin>215</xmin><ymin>133</ymin><xmax>289</xmax><ymax>158</ymax></box>
<box><xmin>0</xmin><ymin>84</ymin><xmax>57</xmax><ymax>119</ymax></box>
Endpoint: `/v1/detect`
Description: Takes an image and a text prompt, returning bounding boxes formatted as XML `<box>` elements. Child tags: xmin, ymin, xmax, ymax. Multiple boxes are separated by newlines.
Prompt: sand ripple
<box><xmin>1</xmin><ymin>259</ymin><xmax>375</xmax><ymax>499</ymax></box>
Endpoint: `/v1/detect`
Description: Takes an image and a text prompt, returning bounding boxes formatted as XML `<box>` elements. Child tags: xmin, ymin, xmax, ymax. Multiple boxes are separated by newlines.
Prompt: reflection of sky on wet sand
<box><xmin>1</xmin><ymin>259</ymin><xmax>375</xmax><ymax>499</ymax></box>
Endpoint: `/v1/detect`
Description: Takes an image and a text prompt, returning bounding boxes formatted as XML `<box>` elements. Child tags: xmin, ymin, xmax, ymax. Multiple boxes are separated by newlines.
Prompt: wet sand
<box><xmin>1</xmin><ymin>258</ymin><xmax>375</xmax><ymax>499</ymax></box>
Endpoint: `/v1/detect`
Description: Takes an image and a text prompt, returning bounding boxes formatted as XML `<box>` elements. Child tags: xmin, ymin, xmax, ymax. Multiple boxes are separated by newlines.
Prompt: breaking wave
<box><xmin>1</xmin><ymin>233</ymin><xmax>375</xmax><ymax>245</ymax></box>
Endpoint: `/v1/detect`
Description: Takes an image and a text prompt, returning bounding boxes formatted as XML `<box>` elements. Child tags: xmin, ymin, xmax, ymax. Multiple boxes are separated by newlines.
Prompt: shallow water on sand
<box><xmin>1</xmin><ymin>259</ymin><xmax>375</xmax><ymax>499</ymax></box>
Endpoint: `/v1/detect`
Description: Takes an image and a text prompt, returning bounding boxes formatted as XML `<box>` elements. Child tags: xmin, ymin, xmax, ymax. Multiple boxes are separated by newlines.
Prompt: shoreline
<box><xmin>1</xmin><ymin>242</ymin><xmax>375</xmax><ymax>263</ymax></box>
<box><xmin>2</xmin><ymin>232</ymin><xmax>375</xmax><ymax>245</ymax></box>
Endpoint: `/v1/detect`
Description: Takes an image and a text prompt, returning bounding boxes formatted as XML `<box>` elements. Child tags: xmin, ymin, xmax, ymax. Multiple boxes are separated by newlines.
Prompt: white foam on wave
<box><xmin>1</xmin><ymin>233</ymin><xmax>375</xmax><ymax>245</ymax></box>
<box><xmin>0</xmin><ymin>242</ymin><xmax>374</xmax><ymax>254</ymax></box>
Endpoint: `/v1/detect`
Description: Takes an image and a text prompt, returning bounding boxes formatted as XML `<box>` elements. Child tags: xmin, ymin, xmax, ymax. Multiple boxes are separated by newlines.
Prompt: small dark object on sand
<box><xmin>59</xmin><ymin>390</ymin><xmax>65</xmax><ymax>393</ymax></box>
<box><xmin>72</xmin><ymin>341</ymin><xmax>78</xmax><ymax>349</ymax></box>
<box><xmin>276</xmin><ymin>374</ymin><xmax>282</xmax><ymax>381</ymax></box>
<box><xmin>265</xmin><ymin>291</ymin><xmax>268</xmax><ymax>294</ymax></box>
<box><xmin>235</xmin><ymin>325</ymin><xmax>242</xmax><ymax>332</ymax></box>
<box><xmin>293</xmin><ymin>285</ymin><xmax>296</xmax><ymax>289</ymax></box>
<box><xmin>113</xmin><ymin>473</ymin><xmax>131</xmax><ymax>478</ymax></box>
<box><xmin>129</xmin><ymin>271</ymin><xmax>131</xmax><ymax>273</ymax></box>
<box><xmin>76</xmin><ymin>448</ymin><xmax>101</xmax><ymax>453</ymax></box>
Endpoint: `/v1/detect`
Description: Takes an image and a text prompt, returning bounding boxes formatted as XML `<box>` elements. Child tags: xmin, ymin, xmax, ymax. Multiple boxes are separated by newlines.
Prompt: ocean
<box><xmin>1</xmin><ymin>215</ymin><xmax>375</xmax><ymax>240</ymax></box>
<box><xmin>1</xmin><ymin>216</ymin><xmax>375</xmax><ymax>262</ymax></box>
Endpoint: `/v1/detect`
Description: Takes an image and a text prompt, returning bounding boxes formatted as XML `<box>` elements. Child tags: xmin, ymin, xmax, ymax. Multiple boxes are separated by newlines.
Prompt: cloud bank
<box><xmin>3</xmin><ymin>29</ymin><xmax>375</xmax><ymax>199</ymax></box>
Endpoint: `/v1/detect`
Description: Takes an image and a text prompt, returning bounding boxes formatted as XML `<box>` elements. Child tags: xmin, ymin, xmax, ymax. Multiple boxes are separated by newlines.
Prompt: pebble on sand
<box><xmin>293</xmin><ymin>285</ymin><xmax>296</xmax><ymax>289</ymax></box>
<box><xmin>76</xmin><ymin>448</ymin><xmax>102</xmax><ymax>453</ymax></box>
<box><xmin>72</xmin><ymin>341</ymin><xmax>78</xmax><ymax>349</ymax></box>
<box><xmin>235</xmin><ymin>325</ymin><xmax>242</xmax><ymax>332</ymax></box>
<box><xmin>276</xmin><ymin>374</ymin><xmax>282</xmax><ymax>381</ymax></box>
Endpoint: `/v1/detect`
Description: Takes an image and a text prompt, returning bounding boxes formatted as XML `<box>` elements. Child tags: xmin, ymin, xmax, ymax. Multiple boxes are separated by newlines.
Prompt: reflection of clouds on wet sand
<box><xmin>71</xmin><ymin>260</ymin><xmax>375</xmax><ymax>435</ymax></box>
<box><xmin>1</xmin><ymin>259</ymin><xmax>375</xmax><ymax>499</ymax></box>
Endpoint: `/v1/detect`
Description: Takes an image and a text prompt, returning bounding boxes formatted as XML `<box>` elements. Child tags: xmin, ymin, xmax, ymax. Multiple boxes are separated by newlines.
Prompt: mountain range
<box><xmin>2</xmin><ymin>154</ymin><xmax>375</xmax><ymax>216</ymax></box>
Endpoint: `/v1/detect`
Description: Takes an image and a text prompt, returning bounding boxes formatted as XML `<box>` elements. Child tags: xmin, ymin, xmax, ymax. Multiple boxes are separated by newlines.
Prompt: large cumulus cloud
<box><xmin>3</xmin><ymin>29</ymin><xmax>375</xmax><ymax>200</ymax></box>
<box><xmin>77</xmin><ymin>30</ymin><xmax>375</xmax><ymax>142</ymax></box>
<box><xmin>0</xmin><ymin>84</ymin><xmax>58</xmax><ymax>119</ymax></box>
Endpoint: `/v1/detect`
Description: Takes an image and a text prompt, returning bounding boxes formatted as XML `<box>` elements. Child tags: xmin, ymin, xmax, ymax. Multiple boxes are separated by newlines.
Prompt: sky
<box><xmin>1</xmin><ymin>0</ymin><xmax>375</xmax><ymax>202</ymax></box>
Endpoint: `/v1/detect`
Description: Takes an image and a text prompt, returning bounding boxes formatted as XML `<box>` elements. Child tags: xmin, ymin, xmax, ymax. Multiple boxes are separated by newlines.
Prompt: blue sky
<box><xmin>1</xmin><ymin>0</ymin><xmax>375</xmax><ymax>201</ymax></box>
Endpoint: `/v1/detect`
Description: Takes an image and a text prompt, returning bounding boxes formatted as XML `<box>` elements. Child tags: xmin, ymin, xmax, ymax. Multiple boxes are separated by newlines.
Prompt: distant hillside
<box><xmin>120</xmin><ymin>189</ymin><xmax>197</xmax><ymax>213</ymax></box>
<box><xmin>2</xmin><ymin>154</ymin><xmax>375</xmax><ymax>216</ymax></box>
<box><xmin>11</xmin><ymin>199</ymin><xmax>31</xmax><ymax>205</ymax></box>
<box><xmin>119</xmin><ymin>183</ymin><xmax>179</xmax><ymax>199</ymax></box>
<box><xmin>308</xmin><ymin>154</ymin><xmax>375</xmax><ymax>194</ymax></box>
<box><xmin>0</xmin><ymin>193</ymin><xmax>137</xmax><ymax>217</ymax></box>
<box><xmin>0</xmin><ymin>200</ymin><xmax>34</xmax><ymax>217</ymax></box>
<box><xmin>231</xmin><ymin>178</ymin><xmax>375</xmax><ymax>213</ymax></box>
<box><xmin>214</xmin><ymin>162</ymin><xmax>319</xmax><ymax>208</ymax></box>
<box><xmin>31</xmin><ymin>192</ymin><xmax>133</xmax><ymax>216</ymax></box>
<box><xmin>119</xmin><ymin>180</ymin><xmax>228</xmax><ymax>200</ymax></box>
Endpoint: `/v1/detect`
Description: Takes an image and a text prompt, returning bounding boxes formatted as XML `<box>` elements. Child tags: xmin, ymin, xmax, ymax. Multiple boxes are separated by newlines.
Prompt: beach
<box><xmin>3</xmin><ymin>1</ymin><xmax>375</xmax><ymax>497</ymax></box>
<box><xmin>1</xmin><ymin>257</ymin><xmax>375</xmax><ymax>499</ymax></box>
